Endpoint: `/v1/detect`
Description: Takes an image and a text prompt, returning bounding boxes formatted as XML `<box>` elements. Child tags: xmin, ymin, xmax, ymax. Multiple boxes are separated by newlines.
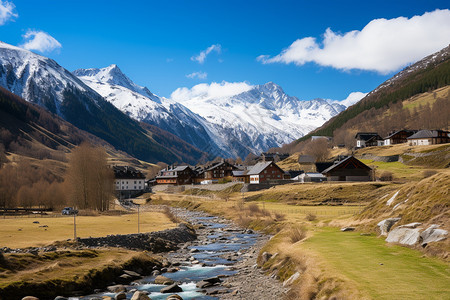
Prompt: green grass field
<box><xmin>301</xmin><ymin>227</ymin><xmax>450</xmax><ymax>300</ymax></box>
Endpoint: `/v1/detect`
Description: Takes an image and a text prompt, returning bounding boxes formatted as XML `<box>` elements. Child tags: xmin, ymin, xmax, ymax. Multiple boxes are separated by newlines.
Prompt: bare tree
<box><xmin>304</xmin><ymin>139</ymin><xmax>330</xmax><ymax>162</ymax></box>
<box><xmin>66</xmin><ymin>143</ymin><xmax>114</xmax><ymax>211</ymax></box>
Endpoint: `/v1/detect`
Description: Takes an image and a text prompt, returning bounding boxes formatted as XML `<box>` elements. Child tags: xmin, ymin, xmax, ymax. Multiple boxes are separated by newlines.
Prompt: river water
<box><xmin>85</xmin><ymin>209</ymin><xmax>260</xmax><ymax>300</ymax></box>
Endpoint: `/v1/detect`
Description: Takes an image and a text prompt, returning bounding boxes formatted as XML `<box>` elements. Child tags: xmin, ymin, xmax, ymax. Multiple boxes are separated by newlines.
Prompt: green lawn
<box><xmin>302</xmin><ymin>227</ymin><xmax>450</xmax><ymax>300</ymax></box>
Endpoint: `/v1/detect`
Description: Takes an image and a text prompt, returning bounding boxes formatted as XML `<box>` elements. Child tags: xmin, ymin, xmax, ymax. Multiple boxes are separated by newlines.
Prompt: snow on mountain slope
<box><xmin>171</xmin><ymin>81</ymin><xmax>356</xmax><ymax>156</ymax></box>
<box><xmin>74</xmin><ymin>66</ymin><xmax>363</xmax><ymax>158</ymax></box>
<box><xmin>0</xmin><ymin>41</ymin><xmax>91</xmax><ymax>114</ymax></box>
<box><xmin>74</xmin><ymin>65</ymin><xmax>224</xmax><ymax>157</ymax></box>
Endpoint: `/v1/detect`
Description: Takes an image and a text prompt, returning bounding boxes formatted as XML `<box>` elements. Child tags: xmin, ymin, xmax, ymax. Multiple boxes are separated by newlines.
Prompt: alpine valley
<box><xmin>0</xmin><ymin>41</ymin><xmax>362</xmax><ymax>162</ymax></box>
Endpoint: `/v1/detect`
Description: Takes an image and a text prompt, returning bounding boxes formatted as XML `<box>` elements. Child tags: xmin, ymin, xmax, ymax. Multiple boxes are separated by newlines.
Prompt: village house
<box><xmin>156</xmin><ymin>165</ymin><xmax>196</xmax><ymax>185</ymax></box>
<box><xmin>204</xmin><ymin>160</ymin><xmax>237</xmax><ymax>182</ymax></box>
<box><xmin>355</xmin><ymin>132</ymin><xmax>383</xmax><ymax>148</ymax></box>
<box><xmin>247</xmin><ymin>161</ymin><xmax>286</xmax><ymax>184</ymax></box>
<box><xmin>298</xmin><ymin>155</ymin><xmax>316</xmax><ymax>172</ymax></box>
<box><xmin>407</xmin><ymin>130</ymin><xmax>450</xmax><ymax>146</ymax></box>
<box><xmin>232</xmin><ymin>170</ymin><xmax>249</xmax><ymax>183</ymax></box>
<box><xmin>383</xmin><ymin>130</ymin><xmax>417</xmax><ymax>146</ymax></box>
<box><xmin>113</xmin><ymin>166</ymin><xmax>146</xmax><ymax>196</ymax></box>
<box><xmin>322</xmin><ymin>156</ymin><xmax>372</xmax><ymax>182</ymax></box>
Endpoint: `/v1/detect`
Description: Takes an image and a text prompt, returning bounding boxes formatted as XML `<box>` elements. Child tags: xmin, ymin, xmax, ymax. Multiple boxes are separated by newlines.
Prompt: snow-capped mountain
<box><xmin>0</xmin><ymin>41</ymin><xmax>188</xmax><ymax>163</ymax></box>
<box><xmin>74</xmin><ymin>64</ymin><xmax>355</xmax><ymax>158</ymax></box>
<box><xmin>74</xmin><ymin>65</ymin><xmax>224</xmax><ymax>157</ymax></box>
<box><xmin>171</xmin><ymin>82</ymin><xmax>351</xmax><ymax>157</ymax></box>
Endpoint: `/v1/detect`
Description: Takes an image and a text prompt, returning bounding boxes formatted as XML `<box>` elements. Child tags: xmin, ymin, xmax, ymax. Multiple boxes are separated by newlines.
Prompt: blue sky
<box><xmin>1</xmin><ymin>0</ymin><xmax>449</xmax><ymax>100</ymax></box>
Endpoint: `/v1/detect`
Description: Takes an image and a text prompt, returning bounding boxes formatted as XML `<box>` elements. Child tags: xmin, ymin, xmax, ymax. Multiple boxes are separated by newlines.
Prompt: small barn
<box><xmin>296</xmin><ymin>172</ymin><xmax>326</xmax><ymax>183</ymax></box>
<box><xmin>355</xmin><ymin>132</ymin><xmax>382</xmax><ymax>148</ymax></box>
<box><xmin>383</xmin><ymin>130</ymin><xmax>417</xmax><ymax>146</ymax></box>
<box><xmin>322</xmin><ymin>156</ymin><xmax>372</xmax><ymax>182</ymax></box>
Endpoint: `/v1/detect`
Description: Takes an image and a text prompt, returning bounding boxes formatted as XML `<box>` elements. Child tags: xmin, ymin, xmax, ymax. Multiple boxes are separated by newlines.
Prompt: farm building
<box><xmin>383</xmin><ymin>130</ymin><xmax>417</xmax><ymax>146</ymax></box>
<box><xmin>407</xmin><ymin>130</ymin><xmax>450</xmax><ymax>146</ymax></box>
<box><xmin>295</xmin><ymin>172</ymin><xmax>326</xmax><ymax>183</ymax></box>
<box><xmin>355</xmin><ymin>132</ymin><xmax>383</xmax><ymax>148</ymax></box>
<box><xmin>156</xmin><ymin>165</ymin><xmax>196</xmax><ymax>185</ymax></box>
<box><xmin>322</xmin><ymin>156</ymin><xmax>372</xmax><ymax>182</ymax></box>
<box><xmin>204</xmin><ymin>160</ymin><xmax>238</xmax><ymax>181</ymax></box>
<box><xmin>247</xmin><ymin>161</ymin><xmax>286</xmax><ymax>184</ymax></box>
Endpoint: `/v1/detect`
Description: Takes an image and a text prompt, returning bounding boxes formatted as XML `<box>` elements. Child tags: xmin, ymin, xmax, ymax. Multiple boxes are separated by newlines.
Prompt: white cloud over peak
<box><xmin>258</xmin><ymin>9</ymin><xmax>450</xmax><ymax>74</ymax></box>
<box><xmin>0</xmin><ymin>0</ymin><xmax>18</xmax><ymax>25</ymax></box>
<box><xmin>338</xmin><ymin>91</ymin><xmax>367</xmax><ymax>107</ymax></box>
<box><xmin>191</xmin><ymin>44</ymin><xmax>222</xmax><ymax>64</ymax></box>
<box><xmin>186</xmin><ymin>71</ymin><xmax>208</xmax><ymax>80</ymax></box>
<box><xmin>171</xmin><ymin>81</ymin><xmax>252</xmax><ymax>102</ymax></box>
<box><xmin>21</xmin><ymin>30</ymin><xmax>62</xmax><ymax>53</ymax></box>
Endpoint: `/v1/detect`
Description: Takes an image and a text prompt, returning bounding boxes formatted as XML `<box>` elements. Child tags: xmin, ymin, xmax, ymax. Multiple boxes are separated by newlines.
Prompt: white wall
<box><xmin>250</xmin><ymin>175</ymin><xmax>260</xmax><ymax>184</ymax></box>
<box><xmin>115</xmin><ymin>179</ymin><xmax>144</xmax><ymax>191</ymax></box>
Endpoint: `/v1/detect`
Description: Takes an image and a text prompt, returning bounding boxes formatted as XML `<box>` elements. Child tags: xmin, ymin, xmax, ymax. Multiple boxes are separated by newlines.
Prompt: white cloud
<box><xmin>186</xmin><ymin>71</ymin><xmax>208</xmax><ymax>80</ymax></box>
<box><xmin>21</xmin><ymin>30</ymin><xmax>62</xmax><ymax>53</ymax></box>
<box><xmin>191</xmin><ymin>44</ymin><xmax>222</xmax><ymax>64</ymax></box>
<box><xmin>338</xmin><ymin>91</ymin><xmax>367</xmax><ymax>107</ymax></box>
<box><xmin>0</xmin><ymin>0</ymin><xmax>18</xmax><ymax>25</ymax></box>
<box><xmin>171</xmin><ymin>81</ymin><xmax>253</xmax><ymax>102</ymax></box>
<box><xmin>258</xmin><ymin>9</ymin><xmax>450</xmax><ymax>74</ymax></box>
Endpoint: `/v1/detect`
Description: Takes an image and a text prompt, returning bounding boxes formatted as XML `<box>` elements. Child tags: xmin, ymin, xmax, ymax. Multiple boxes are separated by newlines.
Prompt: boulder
<box><xmin>160</xmin><ymin>283</ymin><xmax>183</xmax><ymax>293</ymax></box>
<box><xmin>203</xmin><ymin>276</ymin><xmax>221</xmax><ymax>284</ymax></box>
<box><xmin>196</xmin><ymin>280</ymin><xmax>213</xmax><ymax>288</ymax></box>
<box><xmin>115</xmin><ymin>292</ymin><xmax>127</xmax><ymax>300</ymax></box>
<box><xmin>123</xmin><ymin>270</ymin><xmax>142</xmax><ymax>278</ymax></box>
<box><xmin>420</xmin><ymin>224</ymin><xmax>448</xmax><ymax>246</ymax></box>
<box><xmin>54</xmin><ymin>297</ymin><xmax>68</xmax><ymax>300</ymax></box>
<box><xmin>107</xmin><ymin>284</ymin><xmax>127</xmax><ymax>293</ymax></box>
<box><xmin>22</xmin><ymin>297</ymin><xmax>39</xmax><ymax>300</ymax></box>
<box><xmin>283</xmin><ymin>271</ymin><xmax>301</xmax><ymax>287</ymax></box>
<box><xmin>154</xmin><ymin>275</ymin><xmax>174</xmax><ymax>285</ymax></box>
<box><xmin>340</xmin><ymin>227</ymin><xmax>355</xmax><ymax>232</ymax></box>
<box><xmin>131</xmin><ymin>291</ymin><xmax>151</xmax><ymax>300</ymax></box>
<box><xmin>377</xmin><ymin>218</ymin><xmax>401</xmax><ymax>236</ymax></box>
<box><xmin>260</xmin><ymin>252</ymin><xmax>272</xmax><ymax>265</ymax></box>
<box><xmin>399</xmin><ymin>222</ymin><xmax>422</xmax><ymax>228</ymax></box>
<box><xmin>386</xmin><ymin>227</ymin><xmax>421</xmax><ymax>245</ymax></box>
<box><xmin>166</xmin><ymin>295</ymin><xmax>183</xmax><ymax>300</ymax></box>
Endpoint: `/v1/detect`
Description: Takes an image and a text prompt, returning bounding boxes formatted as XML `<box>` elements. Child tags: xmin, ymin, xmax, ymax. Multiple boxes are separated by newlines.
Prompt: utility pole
<box><xmin>137</xmin><ymin>204</ymin><xmax>140</xmax><ymax>234</ymax></box>
<box><xmin>73</xmin><ymin>212</ymin><xmax>77</xmax><ymax>241</ymax></box>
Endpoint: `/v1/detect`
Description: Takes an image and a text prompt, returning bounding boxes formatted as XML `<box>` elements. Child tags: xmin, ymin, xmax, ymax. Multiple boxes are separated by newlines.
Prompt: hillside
<box><xmin>290</xmin><ymin>45</ymin><xmax>450</xmax><ymax>147</ymax></box>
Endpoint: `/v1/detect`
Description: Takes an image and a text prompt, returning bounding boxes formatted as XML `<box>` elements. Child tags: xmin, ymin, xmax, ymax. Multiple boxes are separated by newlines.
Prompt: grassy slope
<box><xmin>301</xmin><ymin>227</ymin><xmax>450</xmax><ymax>300</ymax></box>
<box><xmin>0</xmin><ymin>211</ymin><xmax>175</xmax><ymax>248</ymax></box>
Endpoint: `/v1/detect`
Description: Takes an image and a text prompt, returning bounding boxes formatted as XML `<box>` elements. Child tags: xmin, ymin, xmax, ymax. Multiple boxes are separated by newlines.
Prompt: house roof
<box><xmin>113</xmin><ymin>166</ymin><xmax>145</xmax><ymax>179</ymax></box>
<box><xmin>301</xmin><ymin>172</ymin><xmax>326</xmax><ymax>178</ymax></box>
<box><xmin>232</xmin><ymin>170</ymin><xmax>248</xmax><ymax>176</ymax></box>
<box><xmin>355</xmin><ymin>132</ymin><xmax>380</xmax><ymax>141</ymax></box>
<box><xmin>384</xmin><ymin>130</ymin><xmax>417</xmax><ymax>139</ymax></box>
<box><xmin>247</xmin><ymin>161</ymin><xmax>273</xmax><ymax>175</ymax></box>
<box><xmin>298</xmin><ymin>155</ymin><xmax>315</xmax><ymax>163</ymax></box>
<box><xmin>407</xmin><ymin>130</ymin><xmax>449</xmax><ymax>139</ymax></box>
<box><xmin>322</xmin><ymin>156</ymin><xmax>371</xmax><ymax>174</ymax></box>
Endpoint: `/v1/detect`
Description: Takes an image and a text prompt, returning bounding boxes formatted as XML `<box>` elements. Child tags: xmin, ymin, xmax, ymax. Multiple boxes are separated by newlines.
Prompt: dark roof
<box><xmin>407</xmin><ymin>130</ymin><xmax>450</xmax><ymax>139</ymax></box>
<box><xmin>322</xmin><ymin>156</ymin><xmax>371</xmax><ymax>174</ymax></box>
<box><xmin>113</xmin><ymin>166</ymin><xmax>145</xmax><ymax>179</ymax></box>
<box><xmin>384</xmin><ymin>130</ymin><xmax>417</xmax><ymax>139</ymax></box>
<box><xmin>355</xmin><ymin>132</ymin><xmax>380</xmax><ymax>141</ymax></box>
<box><xmin>298</xmin><ymin>155</ymin><xmax>315</xmax><ymax>163</ymax></box>
<box><xmin>315</xmin><ymin>162</ymin><xmax>334</xmax><ymax>173</ymax></box>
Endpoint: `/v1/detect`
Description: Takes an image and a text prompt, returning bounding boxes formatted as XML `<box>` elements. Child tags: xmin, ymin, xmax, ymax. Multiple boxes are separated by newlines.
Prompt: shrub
<box><xmin>422</xmin><ymin>170</ymin><xmax>437</xmax><ymax>178</ymax></box>
<box><xmin>305</xmin><ymin>213</ymin><xmax>317</xmax><ymax>221</ymax></box>
<box><xmin>274</xmin><ymin>212</ymin><xmax>286</xmax><ymax>221</ymax></box>
<box><xmin>289</xmin><ymin>225</ymin><xmax>307</xmax><ymax>243</ymax></box>
<box><xmin>248</xmin><ymin>203</ymin><xmax>261</xmax><ymax>214</ymax></box>
<box><xmin>379</xmin><ymin>171</ymin><xmax>394</xmax><ymax>181</ymax></box>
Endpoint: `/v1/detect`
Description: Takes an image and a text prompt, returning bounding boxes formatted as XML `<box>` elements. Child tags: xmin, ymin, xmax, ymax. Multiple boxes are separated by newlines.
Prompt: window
<box><xmin>264</xmin><ymin>170</ymin><xmax>267</xmax><ymax>174</ymax></box>
<box><xmin>134</xmin><ymin>181</ymin><xmax>136</xmax><ymax>184</ymax></box>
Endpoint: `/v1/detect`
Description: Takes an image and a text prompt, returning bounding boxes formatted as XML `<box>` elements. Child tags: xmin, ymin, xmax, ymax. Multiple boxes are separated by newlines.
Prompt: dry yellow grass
<box><xmin>0</xmin><ymin>211</ymin><xmax>176</xmax><ymax>248</ymax></box>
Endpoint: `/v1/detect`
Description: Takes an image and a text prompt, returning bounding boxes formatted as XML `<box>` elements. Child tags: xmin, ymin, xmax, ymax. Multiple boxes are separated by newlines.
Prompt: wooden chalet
<box><xmin>232</xmin><ymin>170</ymin><xmax>249</xmax><ymax>183</ymax></box>
<box><xmin>407</xmin><ymin>130</ymin><xmax>450</xmax><ymax>146</ymax></box>
<box><xmin>247</xmin><ymin>161</ymin><xmax>286</xmax><ymax>184</ymax></box>
<box><xmin>383</xmin><ymin>130</ymin><xmax>417</xmax><ymax>146</ymax></box>
<box><xmin>355</xmin><ymin>132</ymin><xmax>383</xmax><ymax>148</ymax></box>
<box><xmin>321</xmin><ymin>156</ymin><xmax>372</xmax><ymax>182</ymax></box>
<box><xmin>204</xmin><ymin>160</ymin><xmax>237</xmax><ymax>181</ymax></box>
<box><xmin>156</xmin><ymin>165</ymin><xmax>195</xmax><ymax>185</ymax></box>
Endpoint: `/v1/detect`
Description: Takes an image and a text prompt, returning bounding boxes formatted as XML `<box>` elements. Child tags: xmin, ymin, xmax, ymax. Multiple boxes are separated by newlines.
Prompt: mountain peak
<box><xmin>73</xmin><ymin>65</ymin><xmax>157</xmax><ymax>101</ymax></box>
